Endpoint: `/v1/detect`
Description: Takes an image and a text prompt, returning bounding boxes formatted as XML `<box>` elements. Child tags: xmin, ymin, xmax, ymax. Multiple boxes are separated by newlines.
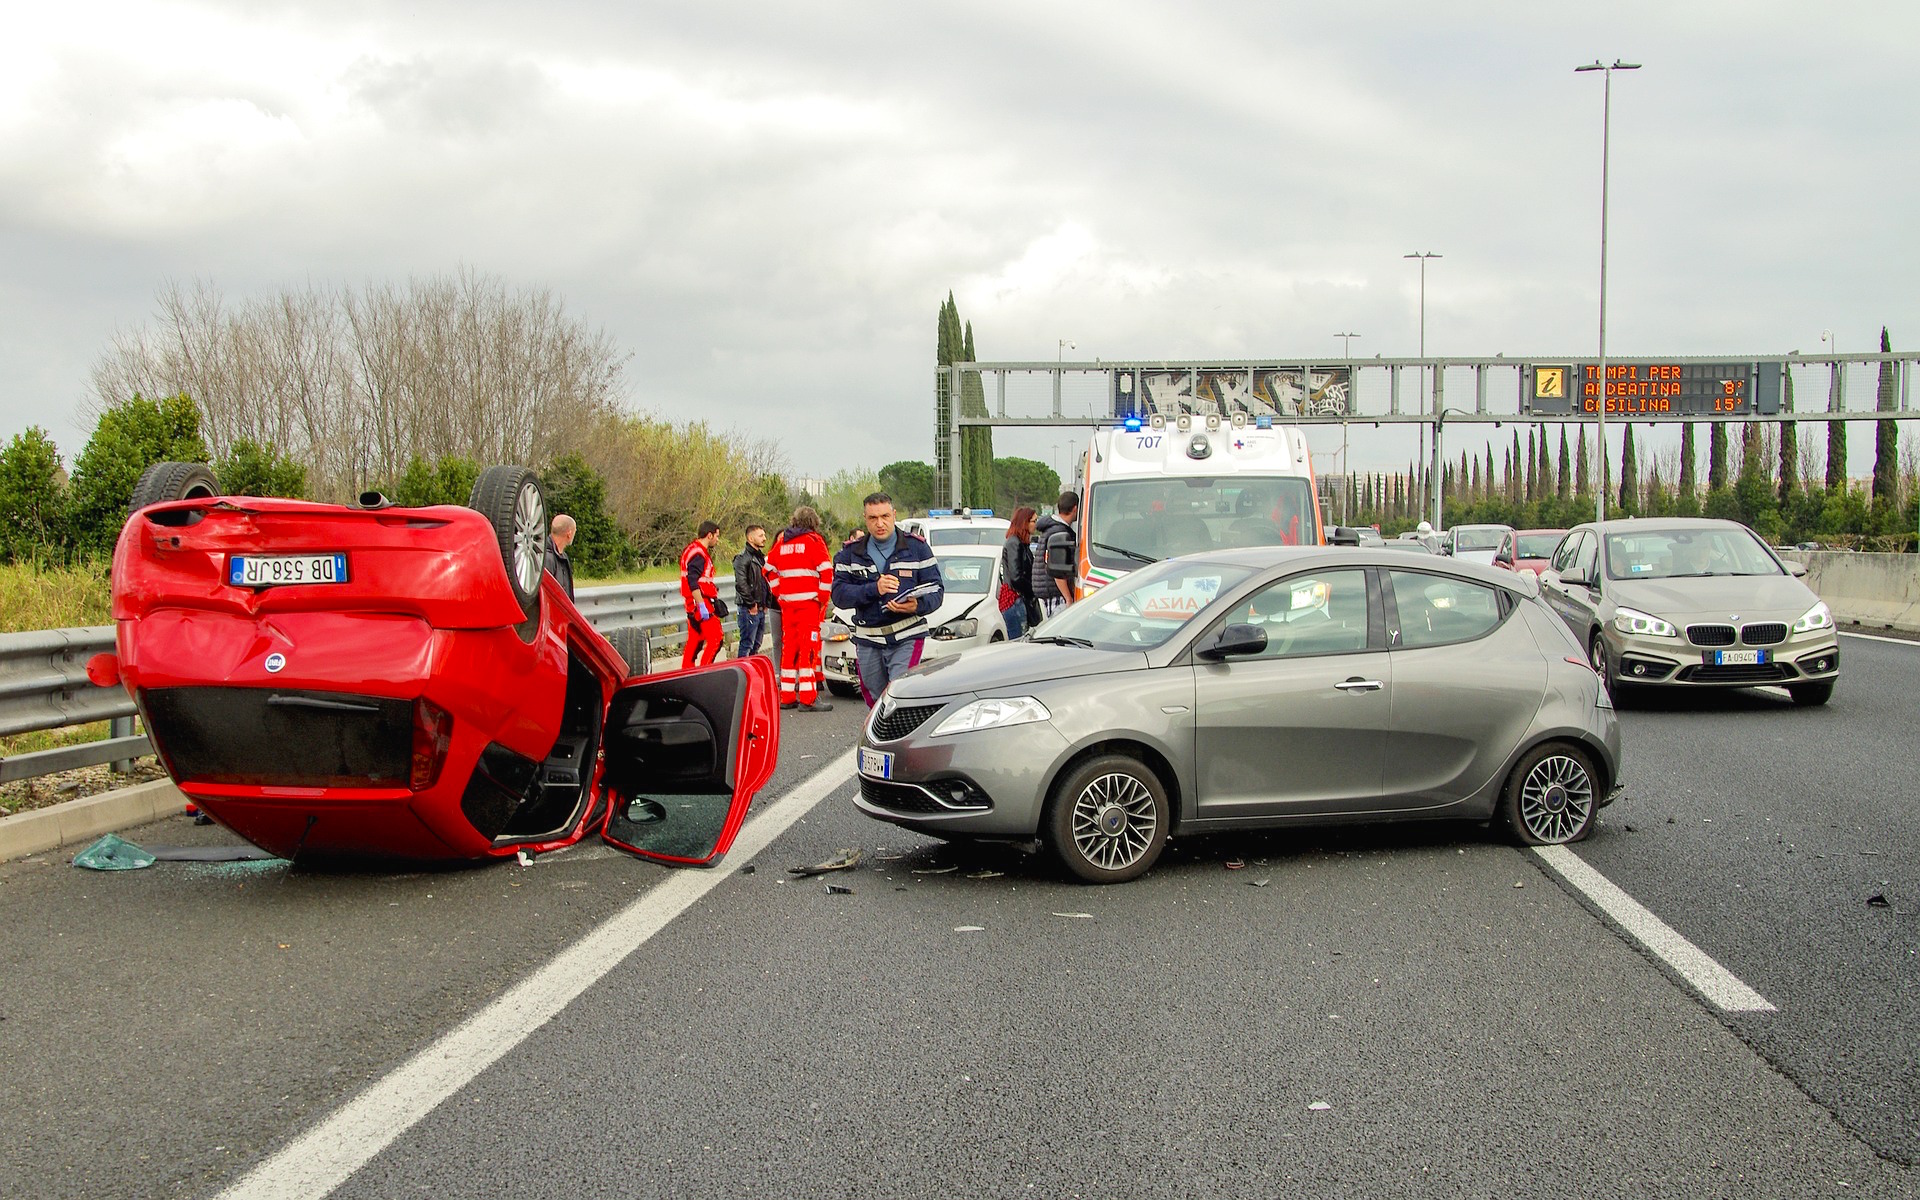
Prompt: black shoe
<box><xmin>780</xmin><ymin>702</ymin><xmax>798</xmax><ymax>710</ymax></box>
<box><xmin>800</xmin><ymin>699</ymin><xmax>834</xmax><ymax>712</ymax></box>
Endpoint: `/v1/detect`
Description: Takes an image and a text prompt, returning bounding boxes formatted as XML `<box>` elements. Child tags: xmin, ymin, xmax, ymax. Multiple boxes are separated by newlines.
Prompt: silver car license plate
<box><xmin>1709</xmin><ymin>649</ymin><xmax>1766</xmax><ymax>666</ymax></box>
<box><xmin>858</xmin><ymin>747</ymin><xmax>893</xmax><ymax>779</ymax></box>
<box><xmin>230</xmin><ymin>553</ymin><xmax>348</xmax><ymax>588</ymax></box>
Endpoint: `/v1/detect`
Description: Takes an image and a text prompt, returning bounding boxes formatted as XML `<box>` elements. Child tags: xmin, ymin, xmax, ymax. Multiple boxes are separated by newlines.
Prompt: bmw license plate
<box><xmin>230</xmin><ymin>553</ymin><xmax>348</xmax><ymax>588</ymax></box>
<box><xmin>1708</xmin><ymin>649</ymin><xmax>1767</xmax><ymax>666</ymax></box>
<box><xmin>858</xmin><ymin>747</ymin><xmax>894</xmax><ymax>779</ymax></box>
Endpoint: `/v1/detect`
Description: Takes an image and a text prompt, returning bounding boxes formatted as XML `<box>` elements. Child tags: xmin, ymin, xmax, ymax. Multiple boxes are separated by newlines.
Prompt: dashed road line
<box><xmin>215</xmin><ymin>750</ymin><xmax>858</xmax><ymax>1200</ymax></box>
<box><xmin>1533</xmin><ymin>844</ymin><xmax>1777</xmax><ymax>1014</ymax></box>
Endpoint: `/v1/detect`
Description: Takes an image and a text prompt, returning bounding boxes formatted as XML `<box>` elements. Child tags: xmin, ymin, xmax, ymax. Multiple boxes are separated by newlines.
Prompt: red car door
<box><xmin>598</xmin><ymin>656</ymin><xmax>779</xmax><ymax>865</ymax></box>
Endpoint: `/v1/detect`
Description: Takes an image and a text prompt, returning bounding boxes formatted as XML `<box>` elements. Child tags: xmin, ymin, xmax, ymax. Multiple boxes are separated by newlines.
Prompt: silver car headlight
<box><xmin>1612</xmin><ymin>606</ymin><xmax>1677</xmax><ymax>638</ymax></box>
<box><xmin>931</xmin><ymin>618</ymin><xmax>978</xmax><ymax>640</ymax></box>
<box><xmin>929</xmin><ymin>696</ymin><xmax>1050</xmax><ymax>737</ymax></box>
<box><xmin>1792</xmin><ymin>601</ymin><xmax>1833</xmax><ymax>633</ymax></box>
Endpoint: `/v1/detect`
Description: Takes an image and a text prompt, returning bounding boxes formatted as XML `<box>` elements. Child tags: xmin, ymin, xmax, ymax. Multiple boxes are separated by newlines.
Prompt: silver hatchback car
<box><xmin>855</xmin><ymin>548</ymin><xmax>1621</xmax><ymax>883</ymax></box>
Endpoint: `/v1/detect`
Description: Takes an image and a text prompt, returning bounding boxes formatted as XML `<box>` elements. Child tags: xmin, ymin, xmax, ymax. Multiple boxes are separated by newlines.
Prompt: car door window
<box><xmin>1571</xmin><ymin>532</ymin><xmax>1598</xmax><ymax>580</ymax></box>
<box><xmin>1389</xmin><ymin>571</ymin><xmax>1505</xmax><ymax>649</ymax></box>
<box><xmin>1551</xmin><ymin>531</ymin><xmax>1584</xmax><ymax>574</ymax></box>
<box><xmin>1230</xmin><ymin>569</ymin><xmax>1370</xmax><ymax>658</ymax></box>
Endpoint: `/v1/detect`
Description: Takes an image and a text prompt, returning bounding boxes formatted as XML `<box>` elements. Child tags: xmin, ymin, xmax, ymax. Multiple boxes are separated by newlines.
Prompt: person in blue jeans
<box><xmin>831</xmin><ymin>492</ymin><xmax>944</xmax><ymax>706</ymax></box>
<box><xmin>998</xmin><ymin>506</ymin><xmax>1037</xmax><ymax>639</ymax></box>
<box><xmin>732</xmin><ymin>523</ymin><xmax>772</xmax><ymax>657</ymax></box>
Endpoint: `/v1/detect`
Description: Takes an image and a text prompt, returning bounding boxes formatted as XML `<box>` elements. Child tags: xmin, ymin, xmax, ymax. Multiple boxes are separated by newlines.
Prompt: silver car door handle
<box><xmin>1334</xmin><ymin>678</ymin><xmax>1383</xmax><ymax>692</ymax></box>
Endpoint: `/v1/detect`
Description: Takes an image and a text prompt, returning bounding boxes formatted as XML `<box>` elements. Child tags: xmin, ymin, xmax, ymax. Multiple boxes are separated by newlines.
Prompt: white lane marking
<box><xmin>1840</xmin><ymin>629</ymin><xmax>1919</xmax><ymax>647</ymax></box>
<box><xmin>217</xmin><ymin>750</ymin><xmax>858</xmax><ymax>1200</ymax></box>
<box><xmin>1532</xmin><ymin>844</ymin><xmax>1776</xmax><ymax>1014</ymax></box>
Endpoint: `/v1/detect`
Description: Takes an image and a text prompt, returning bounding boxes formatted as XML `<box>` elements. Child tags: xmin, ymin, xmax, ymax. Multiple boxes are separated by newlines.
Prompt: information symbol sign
<box><xmin>1534</xmin><ymin>366</ymin><xmax>1567</xmax><ymax>400</ymax></box>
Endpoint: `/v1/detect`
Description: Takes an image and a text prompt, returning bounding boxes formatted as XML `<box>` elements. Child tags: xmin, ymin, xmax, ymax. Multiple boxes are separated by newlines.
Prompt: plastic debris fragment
<box><xmin>825</xmin><ymin>883</ymin><xmax>853</xmax><ymax>895</ymax></box>
<box><xmin>966</xmin><ymin>870</ymin><xmax>1005</xmax><ymax>880</ymax></box>
<box><xmin>516</xmin><ymin>850</ymin><xmax>534</xmax><ymax>866</ymax></box>
<box><xmin>912</xmin><ymin>865</ymin><xmax>957</xmax><ymax>875</ymax></box>
<box><xmin>71</xmin><ymin>834</ymin><xmax>156</xmax><ymax>871</ymax></box>
<box><xmin>1308</xmin><ymin>1101</ymin><xmax>1332</xmax><ymax>1112</ymax></box>
<box><xmin>1052</xmin><ymin>912</ymin><xmax>1094</xmax><ymax>919</ymax></box>
<box><xmin>790</xmin><ymin>849</ymin><xmax>863</xmax><ymax>877</ymax></box>
<box><xmin>1248</xmin><ymin>879</ymin><xmax>1270</xmax><ymax>888</ymax></box>
<box><xmin>954</xmin><ymin>925</ymin><xmax>984</xmax><ymax>932</ymax></box>
<box><xmin>1867</xmin><ymin>893</ymin><xmax>1891</xmax><ymax>908</ymax></box>
<box><xmin>1224</xmin><ymin>859</ymin><xmax>1245</xmax><ymax>870</ymax></box>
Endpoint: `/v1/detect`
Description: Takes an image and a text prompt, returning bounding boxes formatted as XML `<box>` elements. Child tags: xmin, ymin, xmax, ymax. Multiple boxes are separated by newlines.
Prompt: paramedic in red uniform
<box><xmin>679</xmin><ymin>520</ymin><xmax>725</xmax><ymax>669</ymax></box>
<box><xmin>767</xmin><ymin>505</ymin><xmax>834</xmax><ymax>711</ymax></box>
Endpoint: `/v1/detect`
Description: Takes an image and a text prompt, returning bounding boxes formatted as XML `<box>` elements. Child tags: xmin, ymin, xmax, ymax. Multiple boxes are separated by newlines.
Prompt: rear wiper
<box><xmin>1091</xmin><ymin>540</ymin><xmax>1158</xmax><ymax>565</ymax></box>
<box><xmin>1029</xmin><ymin>634</ymin><xmax>1095</xmax><ymax>648</ymax></box>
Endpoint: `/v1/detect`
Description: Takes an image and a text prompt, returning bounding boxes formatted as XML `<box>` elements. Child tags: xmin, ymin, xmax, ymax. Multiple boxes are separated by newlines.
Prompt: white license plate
<box><xmin>858</xmin><ymin>747</ymin><xmax>894</xmax><ymax>779</ymax></box>
<box><xmin>1709</xmin><ymin>649</ymin><xmax>1766</xmax><ymax>666</ymax></box>
<box><xmin>230</xmin><ymin>553</ymin><xmax>349</xmax><ymax>588</ymax></box>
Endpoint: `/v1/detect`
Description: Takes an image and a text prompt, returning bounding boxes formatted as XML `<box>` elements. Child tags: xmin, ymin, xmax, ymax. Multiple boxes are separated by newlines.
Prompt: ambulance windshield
<box><xmin>1085</xmin><ymin>477</ymin><xmax>1317</xmax><ymax>571</ymax></box>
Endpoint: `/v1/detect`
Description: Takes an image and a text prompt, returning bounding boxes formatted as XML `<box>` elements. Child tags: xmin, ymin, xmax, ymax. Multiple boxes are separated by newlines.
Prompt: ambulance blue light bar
<box><xmin>1123</xmin><ymin>417</ymin><xmax>1143</xmax><ymax>432</ymax></box>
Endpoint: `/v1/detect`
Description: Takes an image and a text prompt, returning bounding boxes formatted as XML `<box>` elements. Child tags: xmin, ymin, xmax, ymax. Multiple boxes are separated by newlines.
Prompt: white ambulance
<box><xmin>1065</xmin><ymin>412</ymin><xmax>1326</xmax><ymax>597</ymax></box>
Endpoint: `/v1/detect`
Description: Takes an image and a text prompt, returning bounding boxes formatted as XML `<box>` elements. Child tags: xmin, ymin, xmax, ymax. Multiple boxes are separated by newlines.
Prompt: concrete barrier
<box><xmin>1796</xmin><ymin>552</ymin><xmax>1920</xmax><ymax>634</ymax></box>
<box><xmin>0</xmin><ymin>778</ymin><xmax>187</xmax><ymax>862</ymax></box>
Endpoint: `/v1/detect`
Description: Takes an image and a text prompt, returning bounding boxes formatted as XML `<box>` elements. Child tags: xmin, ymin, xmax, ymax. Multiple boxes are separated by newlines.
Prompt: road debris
<box><xmin>1224</xmin><ymin>859</ymin><xmax>1245</xmax><ymax>870</ymax></box>
<box><xmin>789</xmin><ymin>848</ymin><xmax>863</xmax><ymax>877</ymax></box>
<box><xmin>516</xmin><ymin>850</ymin><xmax>535</xmax><ymax>866</ymax></box>
<box><xmin>1867</xmin><ymin>893</ymin><xmax>1891</xmax><ymax>908</ymax></box>
<box><xmin>1248</xmin><ymin>879</ymin><xmax>1270</xmax><ymax>888</ymax></box>
<box><xmin>1308</xmin><ymin>1101</ymin><xmax>1332</xmax><ymax>1111</ymax></box>
<box><xmin>966</xmin><ymin>870</ymin><xmax>1005</xmax><ymax>880</ymax></box>
<box><xmin>825</xmin><ymin>883</ymin><xmax>854</xmax><ymax>895</ymax></box>
<box><xmin>912</xmin><ymin>865</ymin><xmax>957</xmax><ymax>875</ymax></box>
<box><xmin>71</xmin><ymin>834</ymin><xmax>155</xmax><ymax>871</ymax></box>
<box><xmin>954</xmin><ymin>925</ymin><xmax>984</xmax><ymax>932</ymax></box>
<box><xmin>740</xmin><ymin>863</ymin><xmax>757</xmax><ymax>875</ymax></box>
<box><xmin>1052</xmin><ymin>912</ymin><xmax>1094</xmax><ymax>919</ymax></box>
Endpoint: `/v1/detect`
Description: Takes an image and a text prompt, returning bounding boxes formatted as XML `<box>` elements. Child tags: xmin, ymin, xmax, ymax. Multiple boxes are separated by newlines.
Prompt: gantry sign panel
<box><xmin>1525</xmin><ymin>361</ymin><xmax>1782</xmax><ymax>418</ymax></box>
<box><xmin>1113</xmin><ymin>366</ymin><xmax>1353</xmax><ymax>420</ymax></box>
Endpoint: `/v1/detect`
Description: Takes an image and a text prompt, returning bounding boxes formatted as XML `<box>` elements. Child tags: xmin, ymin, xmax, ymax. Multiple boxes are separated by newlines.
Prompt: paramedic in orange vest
<box><xmin>679</xmin><ymin>520</ymin><xmax>726</xmax><ymax>669</ymax></box>
<box><xmin>767</xmin><ymin>505</ymin><xmax>834</xmax><ymax>711</ymax></box>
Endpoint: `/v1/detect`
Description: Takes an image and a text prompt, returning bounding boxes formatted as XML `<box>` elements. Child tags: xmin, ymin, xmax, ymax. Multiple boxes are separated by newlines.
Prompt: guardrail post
<box><xmin>110</xmin><ymin>716</ymin><xmax>134</xmax><ymax>773</ymax></box>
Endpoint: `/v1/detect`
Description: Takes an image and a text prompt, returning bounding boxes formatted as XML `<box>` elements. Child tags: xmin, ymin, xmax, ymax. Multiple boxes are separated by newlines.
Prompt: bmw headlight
<box><xmin>1612</xmin><ymin>607</ymin><xmax>1677</xmax><ymax>638</ymax></box>
<box><xmin>1792</xmin><ymin>601</ymin><xmax>1833</xmax><ymax>633</ymax></box>
<box><xmin>932</xmin><ymin>618</ymin><xmax>978</xmax><ymax>640</ymax></box>
<box><xmin>930</xmin><ymin>696</ymin><xmax>1050</xmax><ymax>737</ymax></box>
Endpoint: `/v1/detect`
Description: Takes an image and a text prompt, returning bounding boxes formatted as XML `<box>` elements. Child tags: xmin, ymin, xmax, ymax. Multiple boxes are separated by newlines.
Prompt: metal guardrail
<box><xmin>0</xmin><ymin>581</ymin><xmax>728</xmax><ymax>786</ymax></box>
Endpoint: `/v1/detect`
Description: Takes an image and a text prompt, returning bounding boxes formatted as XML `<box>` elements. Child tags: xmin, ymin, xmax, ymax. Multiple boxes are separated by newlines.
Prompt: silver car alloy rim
<box><xmin>513</xmin><ymin>481</ymin><xmax>546</xmax><ymax>596</ymax></box>
<box><xmin>1070</xmin><ymin>771</ymin><xmax>1158</xmax><ymax>871</ymax></box>
<box><xmin>1519</xmin><ymin>754</ymin><xmax>1594</xmax><ymax>843</ymax></box>
<box><xmin>1589</xmin><ymin>636</ymin><xmax>1606</xmax><ymax>676</ymax></box>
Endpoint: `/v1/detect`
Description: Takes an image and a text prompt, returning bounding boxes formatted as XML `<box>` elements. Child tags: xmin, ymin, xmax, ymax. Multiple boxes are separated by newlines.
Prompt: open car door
<box><xmin>598</xmin><ymin>656</ymin><xmax>779</xmax><ymax>865</ymax></box>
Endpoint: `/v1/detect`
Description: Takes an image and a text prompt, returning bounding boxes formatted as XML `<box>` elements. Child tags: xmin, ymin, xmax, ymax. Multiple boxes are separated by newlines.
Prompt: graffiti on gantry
<box><xmin>1127</xmin><ymin>368</ymin><xmax>1352</xmax><ymax>419</ymax></box>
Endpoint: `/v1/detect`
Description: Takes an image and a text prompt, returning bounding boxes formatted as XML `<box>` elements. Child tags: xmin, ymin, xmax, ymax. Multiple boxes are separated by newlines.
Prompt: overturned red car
<box><xmin>95</xmin><ymin>462</ymin><xmax>778</xmax><ymax>866</ymax></box>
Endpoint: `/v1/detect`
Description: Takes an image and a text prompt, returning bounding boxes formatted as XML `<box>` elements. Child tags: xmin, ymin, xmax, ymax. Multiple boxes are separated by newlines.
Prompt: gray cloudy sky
<box><xmin>4</xmin><ymin>1</ymin><xmax>1915</xmax><ymax>483</ymax></box>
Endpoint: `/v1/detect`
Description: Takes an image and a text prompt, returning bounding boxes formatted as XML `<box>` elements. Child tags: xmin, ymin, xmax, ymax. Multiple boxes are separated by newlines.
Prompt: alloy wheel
<box><xmin>512</xmin><ymin>481</ymin><xmax>547</xmax><ymax>596</ymax></box>
<box><xmin>1518</xmin><ymin>753</ymin><xmax>1595</xmax><ymax>843</ymax></box>
<box><xmin>1069</xmin><ymin>771</ymin><xmax>1159</xmax><ymax>871</ymax></box>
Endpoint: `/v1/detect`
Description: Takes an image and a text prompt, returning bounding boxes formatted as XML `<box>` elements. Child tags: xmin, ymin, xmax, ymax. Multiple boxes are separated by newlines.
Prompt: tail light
<box><xmin>410</xmin><ymin>698</ymin><xmax>453</xmax><ymax>790</ymax></box>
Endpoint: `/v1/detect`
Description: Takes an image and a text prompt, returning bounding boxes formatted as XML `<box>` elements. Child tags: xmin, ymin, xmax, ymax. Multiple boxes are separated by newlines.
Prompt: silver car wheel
<box><xmin>512</xmin><ymin>480</ymin><xmax>546</xmax><ymax>596</ymax></box>
<box><xmin>1070</xmin><ymin>771</ymin><xmax>1159</xmax><ymax>871</ymax></box>
<box><xmin>1517</xmin><ymin>753</ymin><xmax>1595</xmax><ymax>844</ymax></box>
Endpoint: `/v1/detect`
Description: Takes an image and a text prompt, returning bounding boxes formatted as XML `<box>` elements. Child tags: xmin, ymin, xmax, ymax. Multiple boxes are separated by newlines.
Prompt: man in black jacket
<box><xmin>544</xmin><ymin>514</ymin><xmax>576</xmax><ymax>599</ymax></box>
<box><xmin>1030</xmin><ymin>491</ymin><xmax>1080</xmax><ymax>615</ymax></box>
<box><xmin>732</xmin><ymin>524</ymin><xmax>772</xmax><ymax>657</ymax></box>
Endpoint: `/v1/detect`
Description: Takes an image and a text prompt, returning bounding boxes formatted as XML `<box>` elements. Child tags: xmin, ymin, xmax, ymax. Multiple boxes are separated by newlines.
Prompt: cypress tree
<box><xmin>1779</xmin><ymin>363</ymin><xmax>1799</xmax><ymax>506</ymax></box>
<box><xmin>1873</xmin><ymin>326</ymin><xmax>1899</xmax><ymax>523</ymax></box>
<box><xmin>1619</xmin><ymin>428</ymin><xmax>1638</xmax><ymax>513</ymax></box>
<box><xmin>934</xmin><ymin>295</ymin><xmax>957</xmax><ymax>503</ymax></box>
<box><xmin>959</xmin><ymin>319</ymin><xmax>994</xmax><ymax>508</ymax></box>
<box><xmin>1708</xmin><ymin>423</ymin><xmax>1729</xmax><ymax>491</ymax></box>
<box><xmin>1470</xmin><ymin>454</ymin><xmax>1482</xmax><ymax>501</ymax></box>
<box><xmin>1678</xmin><ymin>423</ymin><xmax>1697</xmax><ymax>499</ymax></box>
<box><xmin>1575</xmin><ymin>426</ymin><xmax>1591</xmax><ymax>495</ymax></box>
<box><xmin>1525</xmin><ymin>431</ymin><xmax>1538</xmax><ymax>502</ymax></box>
<box><xmin>1557</xmin><ymin>429</ymin><xmax>1572</xmax><ymax>501</ymax></box>
<box><xmin>1825</xmin><ymin>356</ymin><xmax>1848</xmax><ymax>491</ymax></box>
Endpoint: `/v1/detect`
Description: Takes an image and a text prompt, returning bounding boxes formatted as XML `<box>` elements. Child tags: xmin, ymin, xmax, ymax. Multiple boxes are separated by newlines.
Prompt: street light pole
<box><xmin>1577</xmin><ymin>58</ymin><xmax>1640</xmax><ymax>524</ymax></box>
<box><xmin>1404</xmin><ymin>253</ymin><xmax>1441</xmax><ymax>522</ymax></box>
<box><xmin>1057</xmin><ymin>339</ymin><xmax>1075</xmax><ymax>362</ymax></box>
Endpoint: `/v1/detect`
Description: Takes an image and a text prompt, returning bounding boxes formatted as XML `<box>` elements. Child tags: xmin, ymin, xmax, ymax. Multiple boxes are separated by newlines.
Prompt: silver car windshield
<box><xmin>1036</xmin><ymin>559</ymin><xmax>1257</xmax><ymax>651</ymax></box>
<box><xmin>1452</xmin><ymin>527</ymin><xmax>1506</xmax><ymax>552</ymax></box>
<box><xmin>1603</xmin><ymin>527</ymin><xmax>1783</xmax><ymax>580</ymax></box>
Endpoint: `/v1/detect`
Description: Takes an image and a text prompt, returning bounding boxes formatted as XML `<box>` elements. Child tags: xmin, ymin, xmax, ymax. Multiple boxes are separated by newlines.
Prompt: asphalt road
<box><xmin>1</xmin><ymin>641</ymin><xmax>1916</xmax><ymax>1198</ymax></box>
